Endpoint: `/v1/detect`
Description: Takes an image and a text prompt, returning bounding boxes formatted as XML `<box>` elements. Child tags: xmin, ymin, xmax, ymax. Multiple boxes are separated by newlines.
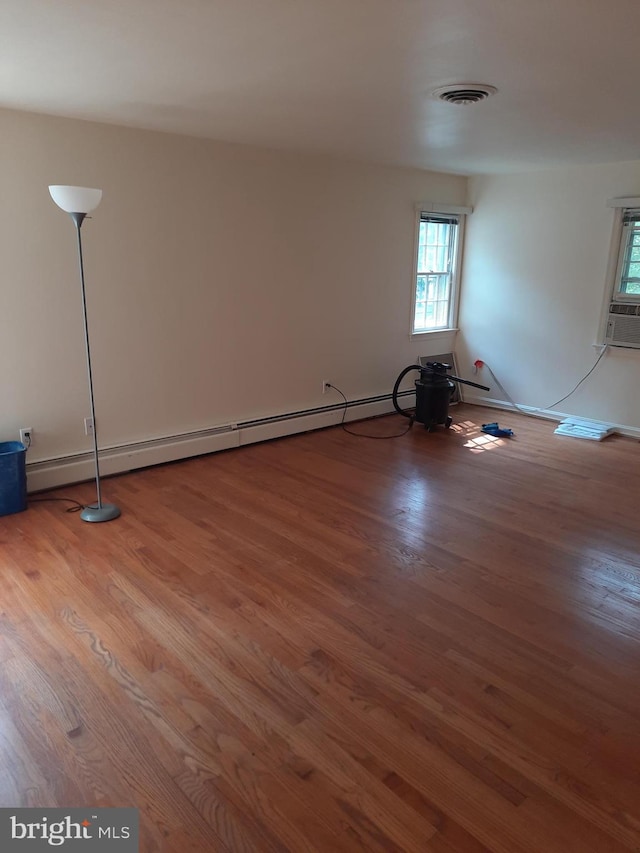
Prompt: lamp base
<box><xmin>80</xmin><ymin>503</ymin><xmax>121</xmax><ymax>523</ymax></box>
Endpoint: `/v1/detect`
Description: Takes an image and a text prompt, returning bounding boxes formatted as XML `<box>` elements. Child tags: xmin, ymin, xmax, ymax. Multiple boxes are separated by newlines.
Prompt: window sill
<box><xmin>410</xmin><ymin>328</ymin><xmax>459</xmax><ymax>341</ymax></box>
<box><xmin>594</xmin><ymin>342</ymin><xmax>639</xmax><ymax>357</ymax></box>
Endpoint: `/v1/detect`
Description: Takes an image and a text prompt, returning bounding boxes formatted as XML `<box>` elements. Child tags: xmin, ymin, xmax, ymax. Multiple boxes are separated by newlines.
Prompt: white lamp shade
<box><xmin>49</xmin><ymin>185</ymin><xmax>102</xmax><ymax>214</ymax></box>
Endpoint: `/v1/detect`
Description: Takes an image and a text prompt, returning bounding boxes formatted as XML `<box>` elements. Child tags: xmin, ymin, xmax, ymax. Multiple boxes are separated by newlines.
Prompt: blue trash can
<box><xmin>0</xmin><ymin>441</ymin><xmax>27</xmax><ymax>516</ymax></box>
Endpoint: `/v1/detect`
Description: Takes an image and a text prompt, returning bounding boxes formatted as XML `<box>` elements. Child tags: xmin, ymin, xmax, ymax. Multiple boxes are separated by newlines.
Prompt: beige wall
<box><xmin>0</xmin><ymin>108</ymin><xmax>467</xmax><ymax>461</ymax></box>
<box><xmin>457</xmin><ymin>160</ymin><xmax>640</xmax><ymax>430</ymax></box>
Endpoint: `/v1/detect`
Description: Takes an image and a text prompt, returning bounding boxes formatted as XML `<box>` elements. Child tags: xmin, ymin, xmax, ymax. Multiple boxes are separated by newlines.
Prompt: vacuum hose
<box><xmin>392</xmin><ymin>364</ymin><xmax>421</xmax><ymax>418</ymax></box>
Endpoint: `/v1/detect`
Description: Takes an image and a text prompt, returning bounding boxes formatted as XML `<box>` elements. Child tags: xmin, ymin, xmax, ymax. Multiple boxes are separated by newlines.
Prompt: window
<box><xmin>601</xmin><ymin>197</ymin><xmax>640</xmax><ymax>348</ymax></box>
<box><xmin>614</xmin><ymin>209</ymin><xmax>640</xmax><ymax>298</ymax></box>
<box><xmin>412</xmin><ymin>208</ymin><xmax>466</xmax><ymax>334</ymax></box>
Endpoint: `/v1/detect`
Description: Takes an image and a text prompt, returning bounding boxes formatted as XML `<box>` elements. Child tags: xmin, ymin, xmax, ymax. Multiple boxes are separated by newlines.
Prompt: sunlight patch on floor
<box><xmin>451</xmin><ymin>419</ymin><xmax>507</xmax><ymax>453</ymax></box>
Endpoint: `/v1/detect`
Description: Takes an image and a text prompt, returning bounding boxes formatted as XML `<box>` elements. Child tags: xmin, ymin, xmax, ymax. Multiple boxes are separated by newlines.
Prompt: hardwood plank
<box><xmin>1</xmin><ymin>404</ymin><xmax>639</xmax><ymax>851</ymax></box>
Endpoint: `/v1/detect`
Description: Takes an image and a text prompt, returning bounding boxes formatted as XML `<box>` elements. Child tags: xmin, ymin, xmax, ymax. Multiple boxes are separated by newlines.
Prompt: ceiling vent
<box><xmin>431</xmin><ymin>84</ymin><xmax>498</xmax><ymax>105</ymax></box>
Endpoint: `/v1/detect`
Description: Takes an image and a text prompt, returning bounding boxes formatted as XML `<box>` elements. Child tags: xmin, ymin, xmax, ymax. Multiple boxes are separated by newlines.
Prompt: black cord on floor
<box><xmin>29</xmin><ymin>496</ymin><xmax>85</xmax><ymax>513</ymax></box>
<box><xmin>328</xmin><ymin>383</ymin><xmax>414</xmax><ymax>439</ymax></box>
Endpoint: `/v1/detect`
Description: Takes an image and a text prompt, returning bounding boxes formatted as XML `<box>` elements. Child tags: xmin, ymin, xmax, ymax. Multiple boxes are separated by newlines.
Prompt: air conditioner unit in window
<box><xmin>605</xmin><ymin>303</ymin><xmax>640</xmax><ymax>348</ymax></box>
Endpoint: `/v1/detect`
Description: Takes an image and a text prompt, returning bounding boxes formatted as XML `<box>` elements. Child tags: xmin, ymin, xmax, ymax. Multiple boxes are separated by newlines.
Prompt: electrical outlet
<box><xmin>322</xmin><ymin>380</ymin><xmax>331</xmax><ymax>394</ymax></box>
<box><xmin>19</xmin><ymin>427</ymin><xmax>33</xmax><ymax>447</ymax></box>
<box><xmin>84</xmin><ymin>416</ymin><xmax>94</xmax><ymax>436</ymax></box>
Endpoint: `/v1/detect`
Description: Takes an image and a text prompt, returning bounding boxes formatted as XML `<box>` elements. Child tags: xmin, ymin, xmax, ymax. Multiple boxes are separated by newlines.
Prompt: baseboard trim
<box><xmin>465</xmin><ymin>395</ymin><xmax>640</xmax><ymax>440</ymax></box>
<box><xmin>27</xmin><ymin>391</ymin><xmax>414</xmax><ymax>492</ymax></box>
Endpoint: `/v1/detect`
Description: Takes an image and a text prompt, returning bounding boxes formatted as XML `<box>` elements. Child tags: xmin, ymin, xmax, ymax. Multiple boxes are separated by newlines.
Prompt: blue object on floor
<box><xmin>0</xmin><ymin>441</ymin><xmax>27</xmax><ymax>516</ymax></box>
<box><xmin>481</xmin><ymin>422</ymin><xmax>514</xmax><ymax>438</ymax></box>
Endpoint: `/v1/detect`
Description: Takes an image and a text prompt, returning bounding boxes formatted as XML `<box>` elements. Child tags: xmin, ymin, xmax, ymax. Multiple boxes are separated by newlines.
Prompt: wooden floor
<box><xmin>1</xmin><ymin>405</ymin><xmax>640</xmax><ymax>852</ymax></box>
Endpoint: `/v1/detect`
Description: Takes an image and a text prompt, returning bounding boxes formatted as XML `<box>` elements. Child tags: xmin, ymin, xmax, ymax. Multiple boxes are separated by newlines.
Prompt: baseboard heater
<box><xmin>26</xmin><ymin>389</ymin><xmax>415</xmax><ymax>493</ymax></box>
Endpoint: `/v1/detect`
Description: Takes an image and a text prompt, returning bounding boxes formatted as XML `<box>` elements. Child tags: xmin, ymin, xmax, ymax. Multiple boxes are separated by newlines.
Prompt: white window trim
<box><xmin>606</xmin><ymin>197</ymin><xmax>640</xmax><ymax>209</ymax></box>
<box><xmin>410</xmin><ymin>202</ymin><xmax>472</xmax><ymax>340</ymax></box>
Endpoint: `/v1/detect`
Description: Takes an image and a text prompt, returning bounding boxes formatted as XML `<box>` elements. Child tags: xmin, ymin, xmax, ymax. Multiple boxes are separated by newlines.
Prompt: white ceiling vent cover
<box><xmin>432</xmin><ymin>84</ymin><xmax>498</xmax><ymax>105</ymax></box>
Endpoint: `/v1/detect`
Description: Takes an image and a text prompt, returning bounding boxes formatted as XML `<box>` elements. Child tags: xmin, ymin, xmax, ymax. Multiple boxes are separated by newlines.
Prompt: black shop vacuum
<box><xmin>392</xmin><ymin>361</ymin><xmax>490</xmax><ymax>431</ymax></box>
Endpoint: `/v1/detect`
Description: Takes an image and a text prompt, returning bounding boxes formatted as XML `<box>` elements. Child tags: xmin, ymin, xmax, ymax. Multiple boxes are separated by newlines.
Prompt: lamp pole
<box><xmin>49</xmin><ymin>186</ymin><xmax>120</xmax><ymax>522</ymax></box>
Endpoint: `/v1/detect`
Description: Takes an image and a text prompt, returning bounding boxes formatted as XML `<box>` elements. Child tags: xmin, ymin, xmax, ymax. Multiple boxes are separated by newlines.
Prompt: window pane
<box><xmin>440</xmin><ymin>300</ymin><xmax>449</xmax><ymax>326</ymax></box>
<box><xmin>418</xmin><ymin>222</ymin><xmax>453</xmax><ymax>273</ymax></box>
<box><xmin>414</xmin><ymin>274</ymin><xmax>451</xmax><ymax>330</ymax></box>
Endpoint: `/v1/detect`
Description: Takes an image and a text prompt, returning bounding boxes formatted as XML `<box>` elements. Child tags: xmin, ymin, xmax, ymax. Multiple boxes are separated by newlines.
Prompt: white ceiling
<box><xmin>2</xmin><ymin>0</ymin><xmax>639</xmax><ymax>175</ymax></box>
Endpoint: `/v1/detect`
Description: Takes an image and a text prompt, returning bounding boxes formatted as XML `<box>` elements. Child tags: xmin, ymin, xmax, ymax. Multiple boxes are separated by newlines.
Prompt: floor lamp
<box><xmin>49</xmin><ymin>185</ymin><xmax>121</xmax><ymax>523</ymax></box>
